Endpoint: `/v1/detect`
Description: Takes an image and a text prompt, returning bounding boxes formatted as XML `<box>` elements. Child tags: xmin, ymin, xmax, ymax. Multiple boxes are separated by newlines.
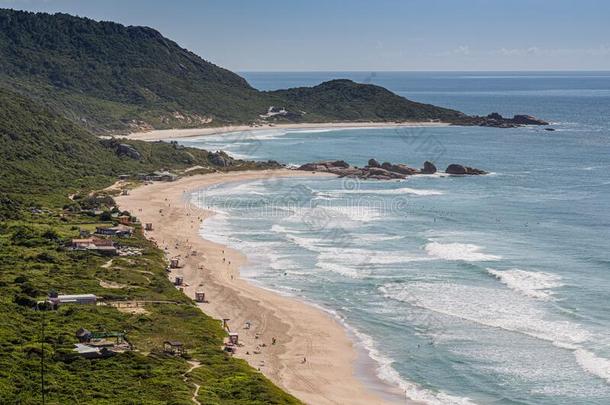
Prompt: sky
<box><xmin>2</xmin><ymin>0</ymin><xmax>609</xmax><ymax>71</ymax></box>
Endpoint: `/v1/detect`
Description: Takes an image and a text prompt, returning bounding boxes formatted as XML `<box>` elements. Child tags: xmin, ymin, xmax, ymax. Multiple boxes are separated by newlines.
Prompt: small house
<box><xmin>49</xmin><ymin>293</ymin><xmax>97</xmax><ymax>307</ymax></box>
<box><xmin>95</xmin><ymin>224</ymin><xmax>133</xmax><ymax>237</ymax></box>
<box><xmin>195</xmin><ymin>291</ymin><xmax>205</xmax><ymax>302</ymax></box>
<box><xmin>152</xmin><ymin>171</ymin><xmax>178</xmax><ymax>182</ymax></box>
<box><xmin>174</xmin><ymin>276</ymin><xmax>184</xmax><ymax>286</ymax></box>
<box><xmin>76</xmin><ymin>327</ymin><xmax>93</xmax><ymax>343</ymax></box>
<box><xmin>228</xmin><ymin>332</ymin><xmax>239</xmax><ymax>345</ymax></box>
<box><xmin>145</xmin><ymin>223</ymin><xmax>153</xmax><ymax>231</ymax></box>
<box><xmin>163</xmin><ymin>340</ymin><xmax>185</xmax><ymax>356</ymax></box>
<box><xmin>170</xmin><ymin>258</ymin><xmax>180</xmax><ymax>268</ymax></box>
<box><xmin>70</xmin><ymin>237</ymin><xmax>116</xmax><ymax>256</ymax></box>
<box><xmin>117</xmin><ymin>215</ymin><xmax>131</xmax><ymax>225</ymax></box>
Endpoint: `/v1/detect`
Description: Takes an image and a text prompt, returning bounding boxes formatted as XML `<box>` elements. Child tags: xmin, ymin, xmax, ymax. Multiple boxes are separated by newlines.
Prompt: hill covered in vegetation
<box><xmin>0</xmin><ymin>82</ymin><xmax>297</xmax><ymax>404</ymax></box>
<box><xmin>0</xmin><ymin>8</ymin><xmax>468</xmax><ymax>133</ymax></box>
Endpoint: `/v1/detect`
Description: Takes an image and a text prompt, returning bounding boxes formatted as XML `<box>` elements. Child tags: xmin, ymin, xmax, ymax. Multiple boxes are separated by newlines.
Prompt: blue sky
<box><xmin>2</xmin><ymin>0</ymin><xmax>609</xmax><ymax>71</ymax></box>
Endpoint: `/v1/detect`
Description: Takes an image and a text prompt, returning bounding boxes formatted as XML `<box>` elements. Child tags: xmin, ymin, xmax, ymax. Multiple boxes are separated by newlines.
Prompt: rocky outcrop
<box><xmin>471</xmin><ymin>113</ymin><xmax>549</xmax><ymax>128</ymax></box>
<box><xmin>445</xmin><ymin>164</ymin><xmax>487</xmax><ymax>175</ymax></box>
<box><xmin>368</xmin><ymin>158</ymin><xmax>381</xmax><ymax>168</ymax></box>
<box><xmin>421</xmin><ymin>161</ymin><xmax>437</xmax><ymax>174</ymax></box>
<box><xmin>297</xmin><ymin>159</ymin><xmax>486</xmax><ymax>180</ymax></box>
<box><xmin>117</xmin><ymin>144</ymin><xmax>141</xmax><ymax>160</ymax></box>
<box><xmin>209</xmin><ymin>151</ymin><xmax>234</xmax><ymax>167</ymax></box>
<box><xmin>380</xmin><ymin>162</ymin><xmax>419</xmax><ymax>175</ymax></box>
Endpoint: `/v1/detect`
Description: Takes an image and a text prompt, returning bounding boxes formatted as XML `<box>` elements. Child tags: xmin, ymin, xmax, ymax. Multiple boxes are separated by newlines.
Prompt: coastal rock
<box><xmin>117</xmin><ymin>144</ymin><xmax>141</xmax><ymax>160</ymax></box>
<box><xmin>445</xmin><ymin>164</ymin><xmax>487</xmax><ymax>175</ymax></box>
<box><xmin>365</xmin><ymin>167</ymin><xmax>405</xmax><ymax>180</ymax></box>
<box><xmin>511</xmin><ymin>115</ymin><xmax>549</xmax><ymax>126</ymax></box>
<box><xmin>297</xmin><ymin>159</ymin><xmax>488</xmax><ymax>180</ymax></box>
<box><xmin>209</xmin><ymin>151</ymin><xmax>233</xmax><ymax>167</ymax></box>
<box><xmin>381</xmin><ymin>162</ymin><xmax>419</xmax><ymax>175</ymax></box>
<box><xmin>421</xmin><ymin>161</ymin><xmax>437</xmax><ymax>174</ymax></box>
<box><xmin>297</xmin><ymin>160</ymin><xmax>350</xmax><ymax>172</ymax></box>
<box><xmin>368</xmin><ymin>158</ymin><xmax>381</xmax><ymax>168</ymax></box>
<box><xmin>476</xmin><ymin>113</ymin><xmax>549</xmax><ymax>128</ymax></box>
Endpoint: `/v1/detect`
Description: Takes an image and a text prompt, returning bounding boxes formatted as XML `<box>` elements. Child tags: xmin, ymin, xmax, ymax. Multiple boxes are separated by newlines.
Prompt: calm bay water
<box><xmin>180</xmin><ymin>72</ymin><xmax>610</xmax><ymax>404</ymax></box>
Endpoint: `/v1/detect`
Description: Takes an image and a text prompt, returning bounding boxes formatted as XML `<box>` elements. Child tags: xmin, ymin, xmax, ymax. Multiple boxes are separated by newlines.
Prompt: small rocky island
<box><xmin>297</xmin><ymin>159</ymin><xmax>487</xmax><ymax>180</ymax></box>
<box><xmin>465</xmin><ymin>113</ymin><xmax>549</xmax><ymax>128</ymax></box>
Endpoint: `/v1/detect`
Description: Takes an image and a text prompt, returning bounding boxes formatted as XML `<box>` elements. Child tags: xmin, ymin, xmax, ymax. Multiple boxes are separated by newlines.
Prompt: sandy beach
<box><xmin>119</xmin><ymin>121</ymin><xmax>449</xmax><ymax>141</ymax></box>
<box><xmin>116</xmin><ymin>169</ymin><xmax>409</xmax><ymax>405</ymax></box>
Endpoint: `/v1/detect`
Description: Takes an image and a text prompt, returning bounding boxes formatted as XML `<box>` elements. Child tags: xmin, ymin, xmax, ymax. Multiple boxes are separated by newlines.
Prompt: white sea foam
<box><xmin>321</xmin><ymin>187</ymin><xmax>444</xmax><ymax>197</ymax></box>
<box><xmin>347</xmin><ymin>327</ymin><xmax>478</xmax><ymax>405</ymax></box>
<box><xmin>574</xmin><ymin>349</ymin><xmax>610</xmax><ymax>384</ymax></box>
<box><xmin>380</xmin><ymin>282</ymin><xmax>590</xmax><ymax>349</ymax></box>
<box><xmin>487</xmin><ymin>268</ymin><xmax>563</xmax><ymax>300</ymax></box>
<box><xmin>425</xmin><ymin>242</ymin><xmax>501</xmax><ymax>261</ymax></box>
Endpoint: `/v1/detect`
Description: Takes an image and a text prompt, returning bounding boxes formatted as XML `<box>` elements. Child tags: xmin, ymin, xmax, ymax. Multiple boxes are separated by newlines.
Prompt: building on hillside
<box><xmin>48</xmin><ymin>292</ymin><xmax>97</xmax><ymax>307</ymax></box>
<box><xmin>95</xmin><ymin>224</ymin><xmax>133</xmax><ymax>237</ymax></box>
<box><xmin>137</xmin><ymin>171</ymin><xmax>178</xmax><ymax>182</ymax></box>
<box><xmin>117</xmin><ymin>215</ymin><xmax>132</xmax><ymax>225</ymax></box>
<box><xmin>163</xmin><ymin>340</ymin><xmax>185</xmax><ymax>356</ymax></box>
<box><xmin>70</xmin><ymin>237</ymin><xmax>117</xmax><ymax>255</ymax></box>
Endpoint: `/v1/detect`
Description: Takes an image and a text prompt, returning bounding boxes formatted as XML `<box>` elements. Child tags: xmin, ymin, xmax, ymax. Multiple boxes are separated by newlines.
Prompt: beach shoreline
<box><xmin>116</xmin><ymin>169</ymin><xmax>412</xmax><ymax>405</ymax></box>
<box><xmin>116</xmin><ymin>121</ymin><xmax>450</xmax><ymax>141</ymax></box>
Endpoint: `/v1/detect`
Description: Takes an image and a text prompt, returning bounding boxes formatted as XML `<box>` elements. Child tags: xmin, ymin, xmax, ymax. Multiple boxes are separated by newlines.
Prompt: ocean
<box><xmin>178</xmin><ymin>72</ymin><xmax>610</xmax><ymax>404</ymax></box>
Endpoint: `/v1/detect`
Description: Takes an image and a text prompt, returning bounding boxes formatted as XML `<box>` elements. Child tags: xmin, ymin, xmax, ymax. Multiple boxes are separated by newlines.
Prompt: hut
<box><xmin>170</xmin><ymin>258</ymin><xmax>180</xmax><ymax>268</ymax></box>
<box><xmin>145</xmin><ymin>223</ymin><xmax>153</xmax><ymax>231</ymax></box>
<box><xmin>49</xmin><ymin>293</ymin><xmax>97</xmax><ymax>307</ymax></box>
<box><xmin>163</xmin><ymin>341</ymin><xmax>185</xmax><ymax>356</ymax></box>
<box><xmin>195</xmin><ymin>291</ymin><xmax>205</xmax><ymax>302</ymax></box>
<box><xmin>76</xmin><ymin>327</ymin><xmax>92</xmax><ymax>343</ymax></box>
<box><xmin>228</xmin><ymin>332</ymin><xmax>239</xmax><ymax>345</ymax></box>
<box><xmin>174</xmin><ymin>276</ymin><xmax>184</xmax><ymax>286</ymax></box>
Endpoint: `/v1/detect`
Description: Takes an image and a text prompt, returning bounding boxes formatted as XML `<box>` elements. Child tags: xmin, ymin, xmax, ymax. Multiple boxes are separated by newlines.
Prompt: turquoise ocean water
<box><xmin>178</xmin><ymin>72</ymin><xmax>610</xmax><ymax>404</ymax></box>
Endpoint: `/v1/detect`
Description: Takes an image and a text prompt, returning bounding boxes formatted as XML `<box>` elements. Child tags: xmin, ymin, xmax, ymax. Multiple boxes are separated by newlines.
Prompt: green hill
<box><xmin>269</xmin><ymin>79</ymin><xmax>466</xmax><ymax>122</ymax></box>
<box><xmin>0</xmin><ymin>86</ymin><xmax>278</xmax><ymax>210</ymax></box>
<box><xmin>0</xmin><ymin>8</ymin><xmax>466</xmax><ymax>133</ymax></box>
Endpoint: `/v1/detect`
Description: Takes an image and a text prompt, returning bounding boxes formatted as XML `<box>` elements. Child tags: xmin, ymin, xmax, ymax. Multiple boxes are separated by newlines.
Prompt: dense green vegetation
<box><xmin>0</xmin><ymin>83</ymin><xmax>296</xmax><ymax>403</ymax></box>
<box><xmin>0</xmin><ymin>8</ymin><xmax>467</xmax><ymax>133</ymax></box>
<box><xmin>0</xmin><ymin>87</ymin><xmax>279</xmax><ymax>209</ymax></box>
<box><xmin>0</xmin><ymin>211</ymin><xmax>300</xmax><ymax>404</ymax></box>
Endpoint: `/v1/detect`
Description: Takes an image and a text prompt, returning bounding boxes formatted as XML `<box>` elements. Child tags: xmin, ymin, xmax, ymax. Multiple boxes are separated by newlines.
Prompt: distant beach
<box><xmin>119</xmin><ymin>121</ymin><xmax>449</xmax><ymax>141</ymax></box>
<box><xmin>116</xmin><ymin>169</ymin><xmax>409</xmax><ymax>405</ymax></box>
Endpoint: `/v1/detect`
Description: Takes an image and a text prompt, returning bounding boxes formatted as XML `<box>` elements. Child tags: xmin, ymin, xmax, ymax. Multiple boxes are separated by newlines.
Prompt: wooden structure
<box><xmin>228</xmin><ymin>332</ymin><xmax>239</xmax><ymax>345</ymax></box>
<box><xmin>174</xmin><ymin>276</ymin><xmax>184</xmax><ymax>286</ymax></box>
<box><xmin>195</xmin><ymin>291</ymin><xmax>205</xmax><ymax>302</ymax></box>
<box><xmin>163</xmin><ymin>340</ymin><xmax>185</xmax><ymax>356</ymax></box>
<box><xmin>145</xmin><ymin>223</ymin><xmax>153</xmax><ymax>231</ymax></box>
<box><xmin>170</xmin><ymin>258</ymin><xmax>180</xmax><ymax>268</ymax></box>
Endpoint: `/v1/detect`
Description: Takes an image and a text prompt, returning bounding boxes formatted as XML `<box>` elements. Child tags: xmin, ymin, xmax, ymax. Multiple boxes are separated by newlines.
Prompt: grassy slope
<box><xmin>0</xmin><ymin>213</ymin><xmax>300</xmax><ymax>404</ymax></box>
<box><xmin>0</xmin><ymin>8</ymin><xmax>467</xmax><ymax>133</ymax></box>
<box><xmin>0</xmin><ymin>87</ymin><xmax>277</xmax><ymax>207</ymax></box>
<box><xmin>0</xmin><ymin>88</ymin><xmax>299</xmax><ymax>403</ymax></box>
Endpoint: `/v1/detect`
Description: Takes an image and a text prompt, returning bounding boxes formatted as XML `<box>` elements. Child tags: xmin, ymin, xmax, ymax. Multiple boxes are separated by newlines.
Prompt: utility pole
<box><xmin>40</xmin><ymin>309</ymin><xmax>46</xmax><ymax>405</ymax></box>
